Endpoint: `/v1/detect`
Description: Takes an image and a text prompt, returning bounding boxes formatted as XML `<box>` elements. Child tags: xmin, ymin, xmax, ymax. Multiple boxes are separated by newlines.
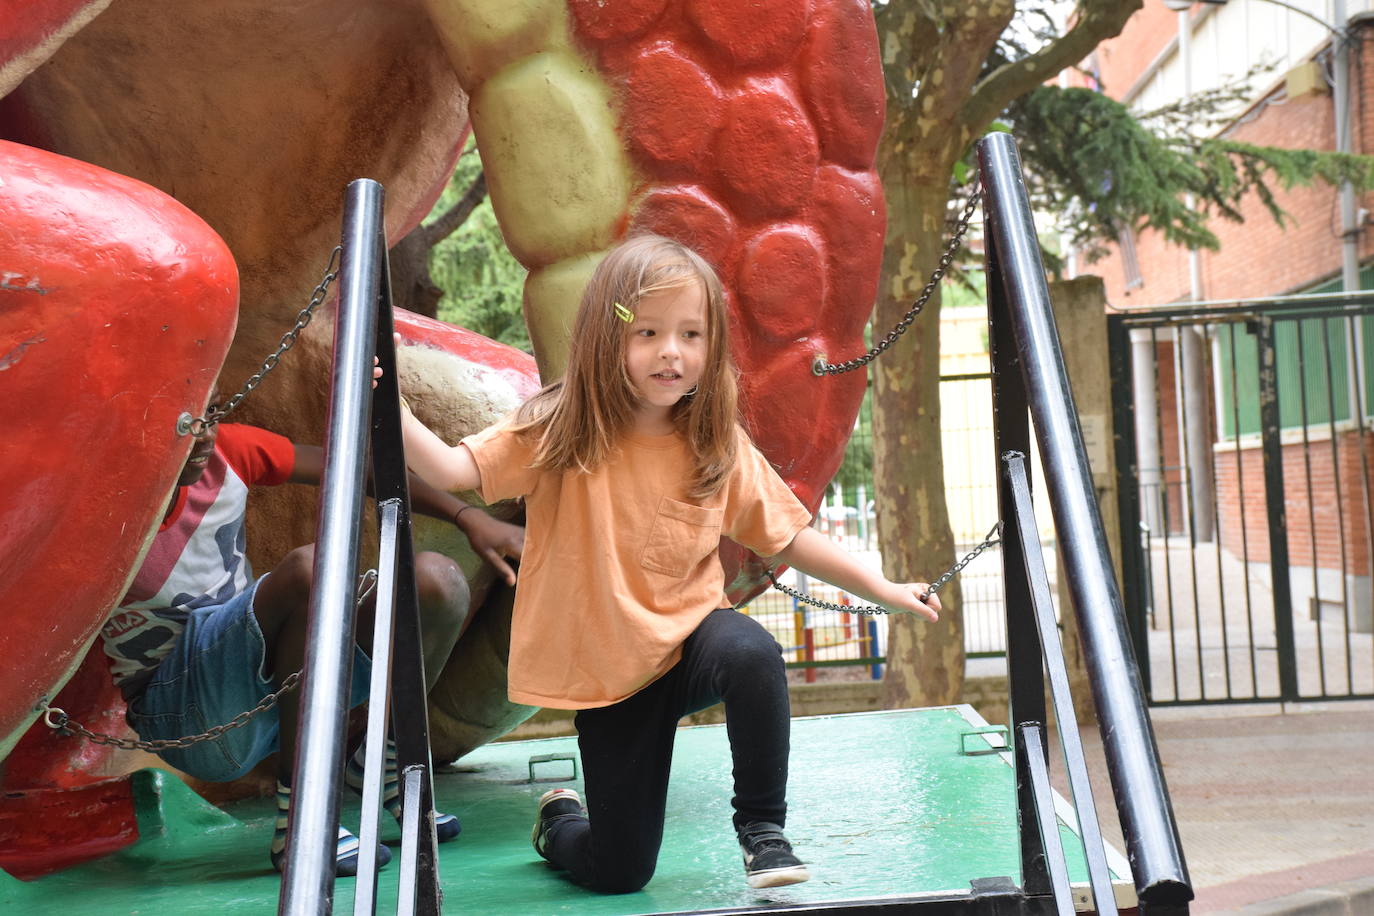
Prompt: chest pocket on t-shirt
<box><xmin>641</xmin><ymin>497</ymin><xmax>724</xmax><ymax>578</ymax></box>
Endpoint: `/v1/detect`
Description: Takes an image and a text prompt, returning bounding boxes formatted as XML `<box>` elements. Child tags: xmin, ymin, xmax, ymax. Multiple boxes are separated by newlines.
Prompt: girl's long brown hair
<box><xmin>510</xmin><ymin>234</ymin><xmax>739</xmax><ymax>499</ymax></box>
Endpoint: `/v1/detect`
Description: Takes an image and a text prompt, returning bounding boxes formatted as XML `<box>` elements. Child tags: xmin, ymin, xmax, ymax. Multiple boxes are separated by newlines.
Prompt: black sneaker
<box><xmin>531</xmin><ymin>788</ymin><xmax>584</xmax><ymax>861</ymax></box>
<box><xmin>738</xmin><ymin>821</ymin><xmax>810</xmax><ymax>888</ymax></box>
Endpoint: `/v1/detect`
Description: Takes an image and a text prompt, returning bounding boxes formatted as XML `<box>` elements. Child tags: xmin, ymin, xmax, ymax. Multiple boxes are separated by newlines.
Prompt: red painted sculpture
<box><xmin>0</xmin><ymin>0</ymin><xmax>887</xmax><ymax>877</ymax></box>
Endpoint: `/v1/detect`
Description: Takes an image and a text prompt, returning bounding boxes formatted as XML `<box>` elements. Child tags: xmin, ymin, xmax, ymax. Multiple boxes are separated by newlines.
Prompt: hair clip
<box><xmin>614</xmin><ymin>302</ymin><xmax>634</xmax><ymax>323</ymax></box>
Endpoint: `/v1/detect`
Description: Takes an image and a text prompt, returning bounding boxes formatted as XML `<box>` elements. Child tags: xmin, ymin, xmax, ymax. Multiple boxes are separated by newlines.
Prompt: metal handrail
<box><xmin>978</xmin><ymin>131</ymin><xmax>1193</xmax><ymax>909</ymax></box>
<box><xmin>355</xmin><ymin>499</ymin><xmax>401</xmax><ymax>912</ymax></box>
<box><xmin>280</xmin><ymin>181</ymin><xmax>386</xmax><ymax>914</ymax></box>
<box><xmin>280</xmin><ymin>179</ymin><xmax>440</xmax><ymax>914</ymax></box>
<box><xmin>1006</xmin><ymin>451</ymin><xmax>1119</xmax><ymax>915</ymax></box>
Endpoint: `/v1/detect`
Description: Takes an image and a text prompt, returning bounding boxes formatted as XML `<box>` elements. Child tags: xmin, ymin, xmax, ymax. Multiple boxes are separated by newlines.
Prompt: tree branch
<box><xmin>961</xmin><ymin>0</ymin><xmax>1142</xmax><ymax>136</ymax></box>
<box><xmin>874</xmin><ymin>2</ymin><xmax>942</xmax><ymax>112</ymax></box>
<box><xmin>422</xmin><ymin>171</ymin><xmax>487</xmax><ymax>248</ymax></box>
<box><xmin>878</xmin><ymin>1</ymin><xmax>1015</xmax><ymax>174</ymax></box>
<box><xmin>916</xmin><ymin>1</ymin><xmax>1015</xmax><ymax>132</ymax></box>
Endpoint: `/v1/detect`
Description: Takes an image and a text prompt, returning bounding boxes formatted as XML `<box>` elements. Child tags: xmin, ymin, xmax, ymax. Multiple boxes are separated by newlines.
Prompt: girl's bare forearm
<box><xmin>400</xmin><ymin>410</ymin><xmax>482</xmax><ymax>493</ymax></box>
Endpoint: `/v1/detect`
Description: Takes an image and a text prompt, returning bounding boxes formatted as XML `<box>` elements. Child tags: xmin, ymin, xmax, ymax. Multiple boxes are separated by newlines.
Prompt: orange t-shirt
<box><xmin>463</xmin><ymin>422</ymin><xmax>813</xmax><ymax>709</ymax></box>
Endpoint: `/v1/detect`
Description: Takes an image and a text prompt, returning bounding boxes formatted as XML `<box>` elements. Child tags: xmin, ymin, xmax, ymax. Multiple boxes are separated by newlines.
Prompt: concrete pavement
<box><xmin>1056</xmin><ymin>699</ymin><xmax>1374</xmax><ymax>914</ymax></box>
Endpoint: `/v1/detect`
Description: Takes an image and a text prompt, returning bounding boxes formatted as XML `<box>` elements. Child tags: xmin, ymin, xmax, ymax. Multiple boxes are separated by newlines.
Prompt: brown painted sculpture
<box><xmin>0</xmin><ymin>0</ymin><xmax>886</xmax><ymax>875</ymax></box>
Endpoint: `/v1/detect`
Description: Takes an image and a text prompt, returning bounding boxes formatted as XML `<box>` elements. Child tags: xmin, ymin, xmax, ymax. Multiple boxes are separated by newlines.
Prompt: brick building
<box><xmin>1083</xmin><ymin>2</ymin><xmax>1374</xmax><ymax>306</ymax></box>
<box><xmin>1069</xmin><ymin>0</ymin><xmax>1374</xmax><ymax>667</ymax></box>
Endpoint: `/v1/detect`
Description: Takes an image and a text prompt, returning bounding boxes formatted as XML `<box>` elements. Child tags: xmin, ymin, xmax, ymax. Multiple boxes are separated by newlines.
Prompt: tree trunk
<box><xmin>867</xmin><ymin>0</ymin><xmax>1144</xmax><ymax>711</ymax></box>
<box><xmin>388</xmin><ymin>171</ymin><xmax>486</xmax><ymax>320</ymax></box>
<box><xmin>388</xmin><ymin>225</ymin><xmax>443</xmax><ymax>319</ymax></box>
<box><xmin>875</xmin><ymin>174</ymin><xmax>966</xmax><ymax>709</ymax></box>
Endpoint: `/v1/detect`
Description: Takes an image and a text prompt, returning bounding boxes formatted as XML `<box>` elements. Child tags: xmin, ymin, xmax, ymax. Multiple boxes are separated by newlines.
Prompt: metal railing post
<box><xmin>987</xmin><ymin>193</ymin><xmax>1051</xmax><ymax>899</ymax></box>
<box><xmin>1255</xmin><ymin>317</ymin><xmax>1300</xmax><ymax>701</ymax></box>
<box><xmin>368</xmin><ymin>226</ymin><xmax>442</xmax><ymax>914</ymax></box>
<box><xmin>978</xmin><ymin>131</ymin><xmax>1192</xmax><ymax>908</ymax></box>
<box><xmin>1006</xmin><ymin>452</ymin><xmax>1120</xmax><ymax>915</ymax></box>
<box><xmin>280</xmin><ymin>179</ymin><xmax>385</xmax><ymax>914</ymax></box>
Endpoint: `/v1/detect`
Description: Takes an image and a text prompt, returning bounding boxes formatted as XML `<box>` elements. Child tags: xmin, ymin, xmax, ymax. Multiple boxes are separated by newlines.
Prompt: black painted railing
<box><xmin>979</xmin><ymin>132</ymin><xmax>1193</xmax><ymax>915</ymax></box>
<box><xmin>279</xmin><ymin>179</ymin><xmax>441</xmax><ymax>915</ymax></box>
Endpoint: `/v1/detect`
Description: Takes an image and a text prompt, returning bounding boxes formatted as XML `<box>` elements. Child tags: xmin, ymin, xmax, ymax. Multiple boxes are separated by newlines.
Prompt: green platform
<box><xmin>1</xmin><ymin>706</ymin><xmax>1132</xmax><ymax>914</ymax></box>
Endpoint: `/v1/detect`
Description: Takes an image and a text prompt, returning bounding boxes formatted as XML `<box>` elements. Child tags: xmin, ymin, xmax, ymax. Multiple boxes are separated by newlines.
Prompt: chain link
<box><xmin>763</xmin><ymin>522</ymin><xmax>1001</xmax><ymax>615</ymax></box>
<box><xmin>43</xmin><ymin>673</ymin><xmax>301</xmax><ymax>751</ymax></box>
<box><xmin>41</xmin><ymin>568</ymin><xmax>377</xmax><ymax>751</ymax></box>
<box><xmin>923</xmin><ymin>522</ymin><xmax>1002</xmax><ymax>597</ymax></box>
<box><xmin>813</xmin><ymin>189</ymin><xmax>982</xmax><ymax>376</ymax></box>
<box><xmin>178</xmin><ymin>246</ymin><xmax>343</xmax><ymax>438</ymax></box>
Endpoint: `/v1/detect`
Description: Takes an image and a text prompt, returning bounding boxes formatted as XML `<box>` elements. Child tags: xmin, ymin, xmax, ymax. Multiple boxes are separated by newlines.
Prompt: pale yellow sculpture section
<box><xmin>425</xmin><ymin>0</ymin><xmax>635</xmax><ymax>380</ymax></box>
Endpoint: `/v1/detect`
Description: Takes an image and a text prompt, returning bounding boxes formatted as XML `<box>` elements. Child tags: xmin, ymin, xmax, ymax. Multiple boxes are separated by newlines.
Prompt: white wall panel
<box><xmin>1126</xmin><ymin>0</ymin><xmax>1374</xmax><ymax>117</ymax></box>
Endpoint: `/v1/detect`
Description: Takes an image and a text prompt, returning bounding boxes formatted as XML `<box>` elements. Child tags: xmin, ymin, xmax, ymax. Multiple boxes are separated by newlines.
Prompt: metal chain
<box><xmin>43</xmin><ymin>673</ymin><xmax>302</xmax><ymax>751</ymax></box>
<box><xmin>177</xmin><ymin>246</ymin><xmax>343</xmax><ymax>438</ymax></box>
<box><xmin>764</xmin><ymin>522</ymin><xmax>1001</xmax><ymax>615</ymax></box>
<box><xmin>40</xmin><ymin>568</ymin><xmax>379</xmax><ymax>751</ymax></box>
<box><xmin>813</xmin><ymin>189</ymin><xmax>982</xmax><ymax>376</ymax></box>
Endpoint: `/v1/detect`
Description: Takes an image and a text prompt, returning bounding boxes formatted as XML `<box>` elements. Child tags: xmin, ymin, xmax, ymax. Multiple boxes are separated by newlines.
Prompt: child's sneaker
<box><xmin>737</xmin><ymin>822</ymin><xmax>810</xmax><ymax>888</ymax></box>
<box><xmin>531</xmin><ymin>788</ymin><xmax>584</xmax><ymax>861</ymax></box>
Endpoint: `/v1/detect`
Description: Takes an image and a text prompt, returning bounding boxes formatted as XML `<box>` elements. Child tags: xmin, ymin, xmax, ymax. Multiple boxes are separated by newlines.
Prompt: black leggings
<box><xmin>542</xmin><ymin>608</ymin><xmax>791</xmax><ymax>893</ymax></box>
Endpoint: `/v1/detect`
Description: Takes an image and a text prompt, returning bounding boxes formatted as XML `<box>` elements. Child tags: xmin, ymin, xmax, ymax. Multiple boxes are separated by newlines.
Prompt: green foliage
<box><xmin>426</xmin><ymin>142</ymin><xmax>531</xmax><ymax>353</ymax></box>
<box><xmin>1010</xmin><ymin>85</ymin><xmax>1374</xmax><ymax>265</ymax></box>
<box><xmin>835</xmin><ymin>386</ymin><xmax>873</xmax><ymax>497</ymax></box>
<box><xmin>942</xmin><ymin>271</ymin><xmax>986</xmax><ymax>309</ymax></box>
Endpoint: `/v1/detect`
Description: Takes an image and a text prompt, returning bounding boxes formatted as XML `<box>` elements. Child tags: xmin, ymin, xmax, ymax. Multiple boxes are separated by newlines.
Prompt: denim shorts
<box><xmin>125</xmin><ymin>576</ymin><xmax>371</xmax><ymax>782</ymax></box>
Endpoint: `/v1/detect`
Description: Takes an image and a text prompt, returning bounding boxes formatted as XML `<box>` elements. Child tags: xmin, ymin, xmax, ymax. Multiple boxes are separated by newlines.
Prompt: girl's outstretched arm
<box><xmin>286</xmin><ymin>440</ymin><xmax>519</xmax><ymax>583</ymax></box>
<box><xmin>399</xmin><ymin>404</ymin><xmax>483</xmax><ymax>494</ymax></box>
<box><xmin>772</xmin><ymin>527</ymin><xmax>940</xmax><ymax>621</ymax></box>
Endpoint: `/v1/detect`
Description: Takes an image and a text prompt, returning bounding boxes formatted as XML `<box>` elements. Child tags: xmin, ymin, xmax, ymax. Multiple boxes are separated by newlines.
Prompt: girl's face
<box><xmin>623</xmin><ymin>279</ymin><xmax>708</xmax><ymax>435</ymax></box>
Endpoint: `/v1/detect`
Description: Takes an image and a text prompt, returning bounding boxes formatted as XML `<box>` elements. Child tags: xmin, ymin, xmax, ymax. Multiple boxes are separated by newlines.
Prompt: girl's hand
<box><xmin>878</xmin><ymin>582</ymin><xmax>941</xmax><ymax>621</ymax></box>
<box><xmin>373</xmin><ymin>332</ymin><xmax>402</xmax><ymax>389</ymax></box>
<box><xmin>454</xmin><ymin>508</ymin><xmax>525</xmax><ymax>586</ymax></box>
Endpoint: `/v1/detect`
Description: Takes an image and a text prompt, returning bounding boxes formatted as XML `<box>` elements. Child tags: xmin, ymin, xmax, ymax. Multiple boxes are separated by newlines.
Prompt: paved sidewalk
<box><xmin>1055</xmin><ymin>700</ymin><xmax>1374</xmax><ymax>913</ymax></box>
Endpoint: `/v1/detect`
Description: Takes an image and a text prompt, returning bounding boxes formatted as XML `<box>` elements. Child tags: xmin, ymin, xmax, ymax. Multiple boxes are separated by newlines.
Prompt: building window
<box><xmin>1215</xmin><ymin>270</ymin><xmax>1374</xmax><ymax>440</ymax></box>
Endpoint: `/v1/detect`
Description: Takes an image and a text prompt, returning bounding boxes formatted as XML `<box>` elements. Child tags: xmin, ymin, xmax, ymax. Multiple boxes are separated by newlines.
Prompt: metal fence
<box><xmin>744</xmin><ymin>357</ymin><xmax>1065</xmax><ymax>677</ymax></box>
<box><xmin>1110</xmin><ymin>293</ymin><xmax>1374</xmax><ymax>705</ymax></box>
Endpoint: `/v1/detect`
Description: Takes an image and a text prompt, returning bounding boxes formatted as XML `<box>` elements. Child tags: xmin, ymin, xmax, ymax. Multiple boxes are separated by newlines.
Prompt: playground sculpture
<box><xmin>0</xmin><ymin>0</ymin><xmax>887</xmax><ymax>876</ymax></box>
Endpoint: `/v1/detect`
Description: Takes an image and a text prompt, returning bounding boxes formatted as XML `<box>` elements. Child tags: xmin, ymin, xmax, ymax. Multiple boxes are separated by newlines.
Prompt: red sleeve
<box><xmin>214</xmin><ymin>423</ymin><xmax>296</xmax><ymax>486</ymax></box>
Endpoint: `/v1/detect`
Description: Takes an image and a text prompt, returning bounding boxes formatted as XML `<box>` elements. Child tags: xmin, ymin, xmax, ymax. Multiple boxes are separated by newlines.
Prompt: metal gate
<box><xmin>1109</xmin><ymin>292</ymin><xmax>1374</xmax><ymax>704</ymax></box>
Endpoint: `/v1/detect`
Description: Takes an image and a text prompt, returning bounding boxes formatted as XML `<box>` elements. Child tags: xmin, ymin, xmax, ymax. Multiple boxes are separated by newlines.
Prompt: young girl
<box><xmin>399</xmin><ymin>234</ymin><xmax>940</xmax><ymax>893</ymax></box>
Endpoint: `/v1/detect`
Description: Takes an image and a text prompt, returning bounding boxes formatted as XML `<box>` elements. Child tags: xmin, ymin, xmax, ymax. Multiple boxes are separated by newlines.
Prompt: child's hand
<box><xmin>454</xmin><ymin>508</ymin><xmax>525</xmax><ymax>586</ymax></box>
<box><xmin>373</xmin><ymin>333</ymin><xmax>403</xmax><ymax>389</ymax></box>
<box><xmin>877</xmin><ymin>582</ymin><xmax>940</xmax><ymax>622</ymax></box>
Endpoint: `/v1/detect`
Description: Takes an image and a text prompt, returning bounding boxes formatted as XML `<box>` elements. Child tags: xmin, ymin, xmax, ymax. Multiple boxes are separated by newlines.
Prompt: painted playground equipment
<box><xmin>0</xmin><ymin>0</ymin><xmax>890</xmax><ymax>776</ymax></box>
<box><xmin>1</xmin><ymin>131</ymin><xmax>1194</xmax><ymax>914</ymax></box>
<box><xmin>1</xmin><ymin>3</ymin><xmax>1191</xmax><ymax>914</ymax></box>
